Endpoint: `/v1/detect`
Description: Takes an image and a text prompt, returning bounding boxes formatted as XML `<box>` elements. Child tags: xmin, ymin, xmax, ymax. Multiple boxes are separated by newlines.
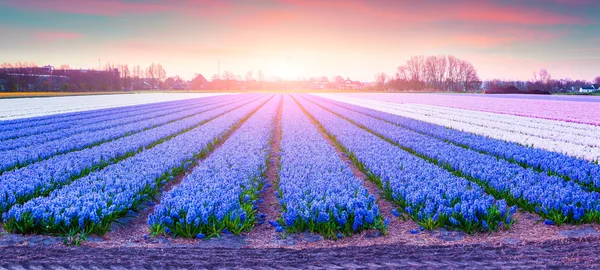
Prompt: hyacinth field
<box><xmin>1</xmin><ymin>92</ymin><xmax>600</xmax><ymax>244</ymax></box>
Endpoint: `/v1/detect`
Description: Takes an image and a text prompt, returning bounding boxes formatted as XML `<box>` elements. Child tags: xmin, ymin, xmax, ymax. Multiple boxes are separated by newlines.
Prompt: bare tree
<box><xmin>375</xmin><ymin>72</ymin><xmax>387</xmax><ymax>90</ymax></box>
<box><xmin>405</xmin><ymin>55</ymin><xmax>426</xmax><ymax>86</ymax></box>
<box><xmin>396</xmin><ymin>66</ymin><xmax>409</xmax><ymax>81</ymax></box>
<box><xmin>245</xmin><ymin>71</ymin><xmax>254</xmax><ymax>81</ymax></box>
<box><xmin>531</xmin><ymin>69</ymin><xmax>552</xmax><ymax>91</ymax></box>
<box><xmin>539</xmin><ymin>69</ymin><xmax>551</xmax><ymax>84</ymax></box>
<box><xmin>156</xmin><ymin>64</ymin><xmax>167</xmax><ymax>89</ymax></box>
<box><xmin>457</xmin><ymin>60</ymin><xmax>479</xmax><ymax>91</ymax></box>
<box><xmin>59</xmin><ymin>64</ymin><xmax>70</xmax><ymax>70</ymax></box>
<box><xmin>445</xmin><ymin>55</ymin><xmax>460</xmax><ymax>91</ymax></box>
<box><xmin>222</xmin><ymin>71</ymin><xmax>235</xmax><ymax>81</ymax></box>
<box><xmin>133</xmin><ymin>65</ymin><xmax>141</xmax><ymax>88</ymax></box>
<box><xmin>222</xmin><ymin>70</ymin><xmax>235</xmax><ymax>90</ymax></box>
<box><xmin>257</xmin><ymin>70</ymin><xmax>264</xmax><ymax>82</ymax></box>
<box><xmin>104</xmin><ymin>63</ymin><xmax>116</xmax><ymax>71</ymax></box>
<box><xmin>595</xmin><ymin>76</ymin><xmax>600</xmax><ymax>85</ymax></box>
<box><xmin>146</xmin><ymin>63</ymin><xmax>157</xmax><ymax>89</ymax></box>
<box><xmin>119</xmin><ymin>64</ymin><xmax>131</xmax><ymax>90</ymax></box>
<box><xmin>396</xmin><ymin>55</ymin><xmax>479</xmax><ymax>92</ymax></box>
<box><xmin>424</xmin><ymin>55</ymin><xmax>446</xmax><ymax>90</ymax></box>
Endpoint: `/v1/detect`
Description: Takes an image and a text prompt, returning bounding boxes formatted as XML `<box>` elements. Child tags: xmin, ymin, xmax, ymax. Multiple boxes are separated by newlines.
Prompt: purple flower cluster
<box><xmin>0</xmin><ymin>96</ymin><xmax>256</xmax><ymax>216</ymax></box>
<box><xmin>0</xmin><ymin>96</ymin><xmax>237</xmax><ymax>151</ymax></box>
<box><xmin>148</xmin><ymin>96</ymin><xmax>280</xmax><ymax>238</ymax></box>
<box><xmin>0</xmin><ymin>96</ymin><xmax>228</xmax><ymax>139</ymax></box>
<box><xmin>0</xmin><ymin>96</ymin><xmax>248</xmax><ymax>172</ymax></box>
<box><xmin>0</xmin><ymin>97</ymin><xmax>216</xmax><ymax>143</ymax></box>
<box><xmin>305</xmin><ymin>96</ymin><xmax>600</xmax><ymax>225</ymax></box>
<box><xmin>313</xmin><ymin>96</ymin><xmax>600</xmax><ymax>191</ymax></box>
<box><xmin>297</xmin><ymin>96</ymin><xmax>514</xmax><ymax>233</ymax></box>
<box><xmin>277</xmin><ymin>96</ymin><xmax>383</xmax><ymax>238</ymax></box>
<box><xmin>2</xmin><ymin>96</ymin><xmax>269</xmax><ymax>235</ymax></box>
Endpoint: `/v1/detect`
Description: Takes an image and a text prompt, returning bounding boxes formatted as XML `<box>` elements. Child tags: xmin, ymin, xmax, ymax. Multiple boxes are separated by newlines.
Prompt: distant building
<box><xmin>0</xmin><ymin>66</ymin><xmax>120</xmax><ymax>91</ymax></box>
<box><xmin>344</xmin><ymin>78</ymin><xmax>363</xmax><ymax>90</ymax></box>
<box><xmin>171</xmin><ymin>83</ymin><xmax>186</xmax><ymax>90</ymax></box>
<box><xmin>310</xmin><ymin>80</ymin><xmax>328</xmax><ymax>90</ymax></box>
<box><xmin>189</xmin><ymin>74</ymin><xmax>208</xmax><ymax>90</ymax></box>
<box><xmin>580</xmin><ymin>85</ymin><xmax>597</xmax><ymax>93</ymax></box>
<box><xmin>132</xmin><ymin>81</ymin><xmax>153</xmax><ymax>90</ymax></box>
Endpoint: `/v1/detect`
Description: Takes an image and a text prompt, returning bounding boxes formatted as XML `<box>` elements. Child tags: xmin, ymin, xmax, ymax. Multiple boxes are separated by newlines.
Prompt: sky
<box><xmin>0</xmin><ymin>0</ymin><xmax>599</xmax><ymax>82</ymax></box>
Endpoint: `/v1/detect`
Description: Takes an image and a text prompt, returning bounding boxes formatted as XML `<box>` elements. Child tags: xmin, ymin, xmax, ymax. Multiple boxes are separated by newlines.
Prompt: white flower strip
<box><xmin>387</xmin><ymin>104</ymin><xmax>600</xmax><ymax>149</ymax></box>
<box><xmin>0</xmin><ymin>93</ymin><xmax>232</xmax><ymax>120</ymax></box>
<box><xmin>396</xmin><ymin>103</ymin><xmax>600</xmax><ymax>145</ymax></box>
<box><xmin>314</xmin><ymin>94</ymin><xmax>600</xmax><ymax>162</ymax></box>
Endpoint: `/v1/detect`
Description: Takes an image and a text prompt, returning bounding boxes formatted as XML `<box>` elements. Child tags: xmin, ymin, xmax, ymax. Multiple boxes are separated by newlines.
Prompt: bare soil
<box><xmin>2</xmin><ymin>238</ymin><xmax>600</xmax><ymax>269</ymax></box>
<box><xmin>245</xmin><ymin>97</ymin><xmax>284</xmax><ymax>248</ymax></box>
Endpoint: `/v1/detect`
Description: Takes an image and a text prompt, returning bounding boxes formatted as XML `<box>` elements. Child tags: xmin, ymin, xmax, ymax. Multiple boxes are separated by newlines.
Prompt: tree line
<box><xmin>484</xmin><ymin>69</ymin><xmax>600</xmax><ymax>93</ymax></box>
<box><xmin>375</xmin><ymin>55</ymin><xmax>480</xmax><ymax>92</ymax></box>
<box><xmin>0</xmin><ymin>62</ymin><xmax>172</xmax><ymax>91</ymax></box>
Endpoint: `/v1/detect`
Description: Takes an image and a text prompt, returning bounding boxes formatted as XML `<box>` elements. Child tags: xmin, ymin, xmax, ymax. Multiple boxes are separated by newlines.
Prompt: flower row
<box><xmin>296</xmin><ymin>96</ymin><xmax>514</xmax><ymax>233</ymax></box>
<box><xmin>2</xmin><ymin>95</ymin><xmax>270</xmax><ymax>235</ymax></box>
<box><xmin>0</xmin><ymin>93</ymin><xmax>228</xmax><ymax>122</ymax></box>
<box><xmin>311</xmin><ymin>96</ymin><xmax>600</xmax><ymax>192</ymax></box>
<box><xmin>315</xmin><ymin>95</ymin><xmax>600</xmax><ymax>162</ymax></box>
<box><xmin>276</xmin><ymin>96</ymin><xmax>384</xmax><ymax>239</ymax></box>
<box><xmin>0</xmin><ymin>96</ymin><xmax>258</xmax><ymax>217</ymax></box>
<box><xmin>308</xmin><ymin>96</ymin><xmax>600</xmax><ymax>225</ymax></box>
<box><xmin>0</xmin><ymin>96</ymin><xmax>222</xmax><ymax>141</ymax></box>
<box><xmin>397</xmin><ymin>103</ymin><xmax>600</xmax><ymax>150</ymax></box>
<box><xmin>0</xmin><ymin>96</ymin><xmax>251</xmax><ymax>173</ymax></box>
<box><xmin>328</xmin><ymin>93</ymin><xmax>600</xmax><ymax>126</ymax></box>
<box><xmin>400</xmin><ymin>103</ymin><xmax>600</xmax><ymax>140</ymax></box>
<box><xmin>0</xmin><ymin>97</ymin><xmax>229</xmax><ymax>150</ymax></box>
<box><xmin>148</xmin><ymin>96</ymin><xmax>280</xmax><ymax>238</ymax></box>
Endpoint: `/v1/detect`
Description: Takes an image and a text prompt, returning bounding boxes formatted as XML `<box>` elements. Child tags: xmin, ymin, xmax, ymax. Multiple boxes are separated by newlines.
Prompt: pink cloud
<box><xmin>439</xmin><ymin>27</ymin><xmax>566</xmax><ymax>48</ymax></box>
<box><xmin>449</xmin><ymin>35</ymin><xmax>518</xmax><ymax>48</ymax></box>
<box><xmin>227</xmin><ymin>10</ymin><xmax>300</xmax><ymax>29</ymax></box>
<box><xmin>565</xmin><ymin>48</ymin><xmax>600</xmax><ymax>52</ymax></box>
<box><xmin>34</xmin><ymin>30</ymin><xmax>82</xmax><ymax>41</ymax></box>
<box><xmin>5</xmin><ymin>0</ymin><xmax>225</xmax><ymax>16</ymax></box>
<box><xmin>108</xmin><ymin>41</ymin><xmax>251</xmax><ymax>57</ymax></box>
<box><xmin>552</xmin><ymin>0</ymin><xmax>595</xmax><ymax>5</ymax></box>
<box><xmin>275</xmin><ymin>0</ymin><xmax>588</xmax><ymax>26</ymax></box>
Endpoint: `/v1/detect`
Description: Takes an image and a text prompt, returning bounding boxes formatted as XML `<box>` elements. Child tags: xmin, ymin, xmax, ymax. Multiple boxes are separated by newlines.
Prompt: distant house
<box><xmin>133</xmin><ymin>81</ymin><xmax>153</xmax><ymax>90</ymax></box>
<box><xmin>171</xmin><ymin>83</ymin><xmax>186</xmax><ymax>90</ymax></box>
<box><xmin>580</xmin><ymin>85</ymin><xmax>597</xmax><ymax>93</ymax></box>
<box><xmin>344</xmin><ymin>78</ymin><xmax>363</xmax><ymax>90</ymax></box>
<box><xmin>310</xmin><ymin>81</ymin><xmax>328</xmax><ymax>90</ymax></box>
<box><xmin>189</xmin><ymin>74</ymin><xmax>208</xmax><ymax>90</ymax></box>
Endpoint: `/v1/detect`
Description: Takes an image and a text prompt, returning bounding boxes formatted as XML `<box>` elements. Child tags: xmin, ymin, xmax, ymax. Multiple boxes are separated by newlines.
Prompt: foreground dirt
<box><xmin>1</xmin><ymin>238</ymin><xmax>600</xmax><ymax>269</ymax></box>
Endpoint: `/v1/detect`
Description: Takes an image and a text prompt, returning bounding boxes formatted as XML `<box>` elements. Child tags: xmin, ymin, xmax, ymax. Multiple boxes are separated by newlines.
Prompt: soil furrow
<box><xmin>245</xmin><ymin>96</ymin><xmax>284</xmax><ymax>248</ymax></box>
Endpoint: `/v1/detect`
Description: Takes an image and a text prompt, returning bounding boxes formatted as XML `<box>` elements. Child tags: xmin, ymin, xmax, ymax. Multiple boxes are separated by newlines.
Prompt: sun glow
<box><xmin>268</xmin><ymin>57</ymin><xmax>299</xmax><ymax>81</ymax></box>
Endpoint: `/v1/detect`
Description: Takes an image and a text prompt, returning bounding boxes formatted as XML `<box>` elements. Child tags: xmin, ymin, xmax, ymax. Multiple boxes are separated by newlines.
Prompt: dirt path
<box><xmin>245</xmin><ymin>97</ymin><xmax>283</xmax><ymax>248</ymax></box>
<box><xmin>2</xmin><ymin>238</ymin><xmax>600</xmax><ymax>269</ymax></box>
